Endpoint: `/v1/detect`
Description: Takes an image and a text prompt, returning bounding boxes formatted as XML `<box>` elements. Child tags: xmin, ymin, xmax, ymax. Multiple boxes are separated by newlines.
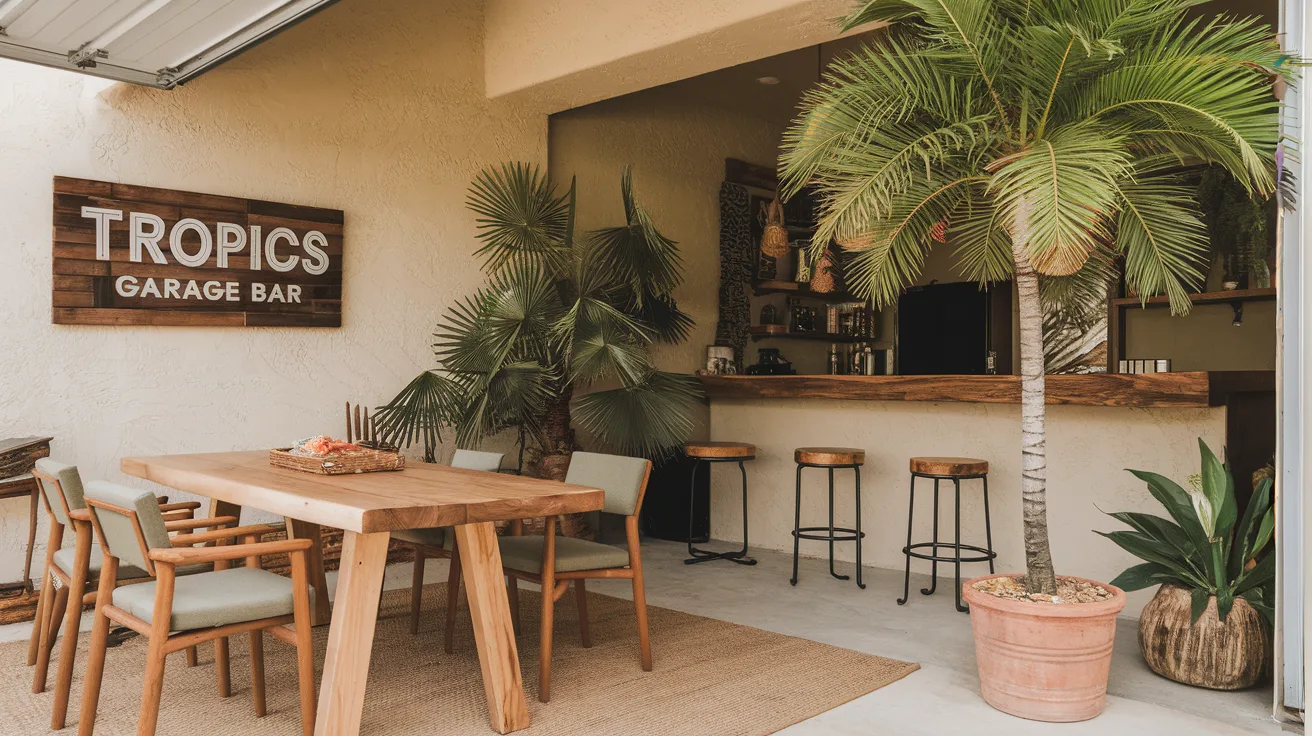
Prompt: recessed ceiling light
<box><xmin>757</xmin><ymin>76</ymin><xmax>781</xmax><ymax>86</ymax></box>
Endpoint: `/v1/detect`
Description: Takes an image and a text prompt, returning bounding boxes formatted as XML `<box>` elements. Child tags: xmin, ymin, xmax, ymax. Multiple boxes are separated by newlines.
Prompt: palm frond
<box><xmin>1114</xmin><ymin>175</ymin><xmax>1209</xmax><ymax>314</ymax></box>
<box><xmin>949</xmin><ymin>185</ymin><xmax>1012</xmax><ymax>284</ymax></box>
<box><xmin>452</xmin><ymin>360</ymin><xmax>555</xmax><ymax>449</ymax></box>
<box><xmin>467</xmin><ymin>162</ymin><xmax>572</xmax><ymax>274</ymax></box>
<box><xmin>989</xmin><ymin>122</ymin><xmax>1131</xmax><ymax>275</ymax></box>
<box><xmin>373</xmin><ymin>370</ymin><xmax>461</xmax><ymax>462</ymax></box>
<box><xmin>586</xmin><ymin>167</ymin><xmax>683</xmax><ymax>303</ymax></box>
<box><xmin>572</xmin><ymin>372</ymin><xmax>704</xmax><ymax>460</ymax></box>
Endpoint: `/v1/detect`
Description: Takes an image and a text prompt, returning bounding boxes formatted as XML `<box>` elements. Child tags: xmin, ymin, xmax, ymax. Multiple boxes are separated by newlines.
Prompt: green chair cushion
<box><xmin>498</xmin><ymin>535</ymin><xmax>629</xmax><ymax>574</ymax></box>
<box><xmin>393</xmin><ymin>527</ymin><xmax>446</xmax><ymax>548</ymax></box>
<box><xmin>53</xmin><ymin>546</ymin><xmax>209</xmax><ymax>581</ymax></box>
<box><xmin>34</xmin><ymin>459</ymin><xmax>86</xmax><ymax>527</ymax></box>
<box><xmin>54</xmin><ymin>546</ymin><xmax>146</xmax><ymax>579</ymax></box>
<box><xmin>112</xmin><ymin>567</ymin><xmax>304</xmax><ymax>632</ymax></box>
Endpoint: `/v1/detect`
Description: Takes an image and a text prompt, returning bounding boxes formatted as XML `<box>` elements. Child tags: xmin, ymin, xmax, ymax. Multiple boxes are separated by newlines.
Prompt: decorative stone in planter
<box><xmin>1138</xmin><ymin>584</ymin><xmax>1269</xmax><ymax>690</ymax></box>
<box><xmin>963</xmin><ymin>574</ymin><xmax>1127</xmax><ymax>723</ymax></box>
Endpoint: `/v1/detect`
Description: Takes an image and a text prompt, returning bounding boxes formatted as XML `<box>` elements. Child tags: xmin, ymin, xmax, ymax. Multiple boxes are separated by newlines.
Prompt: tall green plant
<box><xmin>779</xmin><ymin>0</ymin><xmax>1286</xmax><ymax>594</ymax></box>
<box><xmin>378</xmin><ymin>164</ymin><xmax>702</xmax><ymax>469</ymax></box>
<box><xmin>1100</xmin><ymin>439</ymin><xmax>1275</xmax><ymax>625</ymax></box>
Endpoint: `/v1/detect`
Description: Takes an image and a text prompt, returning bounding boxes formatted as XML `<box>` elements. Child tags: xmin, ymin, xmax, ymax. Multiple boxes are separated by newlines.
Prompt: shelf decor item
<box><xmin>809</xmin><ymin>249</ymin><xmax>836</xmax><ymax>293</ymax></box>
<box><xmin>760</xmin><ymin>199</ymin><xmax>791</xmax><ymax>258</ymax></box>
<box><xmin>795</xmin><ymin>245</ymin><xmax>812</xmax><ymax>283</ymax></box>
<box><xmin>1099</xmin><ymin>439</ymin><xmax>1274</xmax><ymax>691</ymax></box>
<box><xmin>780</xmin><ymin>0</ymin><xmax>1285</xmax><ymax>722</ymax></box>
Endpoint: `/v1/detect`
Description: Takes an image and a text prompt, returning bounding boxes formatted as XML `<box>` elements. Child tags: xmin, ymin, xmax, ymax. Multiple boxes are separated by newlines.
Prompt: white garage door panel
<box><xmin>0</xmin><ymin>0</ymin><xmax>338</xmax><ymax>88</ymax></box>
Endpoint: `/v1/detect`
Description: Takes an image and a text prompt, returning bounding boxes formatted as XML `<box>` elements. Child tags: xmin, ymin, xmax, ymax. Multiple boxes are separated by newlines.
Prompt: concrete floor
<box><xmin>4</xmin><ymin>538</ymin><xmax>1295</xmax><ymax>735</ymax></box>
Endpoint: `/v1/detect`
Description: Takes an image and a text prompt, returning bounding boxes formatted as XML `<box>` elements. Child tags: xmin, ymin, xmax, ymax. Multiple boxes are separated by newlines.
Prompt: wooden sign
<box><xmin>51</xmin><ymin>176</ymin><xmax>343</xmax><ymax>327</ymax></box>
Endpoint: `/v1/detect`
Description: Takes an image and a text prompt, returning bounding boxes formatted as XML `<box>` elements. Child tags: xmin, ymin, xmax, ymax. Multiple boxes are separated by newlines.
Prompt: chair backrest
<box><xmin>452</xmin><ymin>449</ymin><xmax>504</xmax><ymax>473</ymax></box>
<box><xmin>32</xmin><ymin>458</ymin><xmax>86</xmax><ymax>527</ymax></box>
<box><xmin>564</xmin><ymin>452</ymin><xmax>652</xmax><ymax>517</ymax></box>
<box><xmin>83</xmin><ymin>481</ymin><xmax>171</xmax><ymax>575</ymax></box>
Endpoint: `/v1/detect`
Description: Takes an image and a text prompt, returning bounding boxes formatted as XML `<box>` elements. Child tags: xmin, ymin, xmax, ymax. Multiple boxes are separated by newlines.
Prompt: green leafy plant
<box><xmin>377</xmin><ymin>163</ymin><xmax>702</xmax><ymax>473</ymax></box>
<box><xmin>779</xmin><ymin>0</ymin><xmax>1287</xmax><ymax>594</ymax></box>
<box><xmin>1099</xmin><ymin>439</ymin><xmax>1275</xmax><ymax>625</ymax></box>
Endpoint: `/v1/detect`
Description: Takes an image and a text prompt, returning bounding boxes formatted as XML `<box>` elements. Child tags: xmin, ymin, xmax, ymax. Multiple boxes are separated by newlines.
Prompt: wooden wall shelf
<box><xmin>749</xmin><ymin>325</ymin><xmax>867</xmax><ymax>343</ymax></box>
<box><xmin>1108</xmin><ymin>288</ymin><xmax>1277</xmax><ymax>371</ymax></box>
<box><xmin>1111</xmin><ymin>288</ymin><xmax>1276</xmax><ymax>309</ymax></box>
<box><xmin>699</xmin><ymin>371</ymin><xmax>1274</xmax><ymax>409</ymax></box>
<box><xmin>752</xmin><ymin>279</ymin><xmax>861</xmax><ymax>302</ymax></box>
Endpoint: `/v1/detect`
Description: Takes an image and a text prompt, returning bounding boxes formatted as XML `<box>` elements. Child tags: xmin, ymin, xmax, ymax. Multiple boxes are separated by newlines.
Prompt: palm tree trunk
<box><xmin>1012</xmin><ymin>240</ymin><xmax>1058</xmax><ymax>596</ymax></box>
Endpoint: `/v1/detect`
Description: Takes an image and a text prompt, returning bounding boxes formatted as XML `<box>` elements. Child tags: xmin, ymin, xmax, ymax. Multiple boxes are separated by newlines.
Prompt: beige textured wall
<box><xmin>1125</xmin><ymin>302</ymin><xmax>1277</xmax><ymax>371</ymax></box>
<box><xmin>0</xmin><ymin>0</ymin><xmax>548</xmax><ymax>582</ymax></box>
<box><xmin>548</xmin><ymin>83</ymin><xmax>787</xmax><ymax>433</ymax></box>
<box><xmin>709</xmin><ymin>400</ymin><xmax>1226</xmax><ymax>617</ymax></box>
<box><xmin>485</xmin><ymin>0</ymin><xmax>861</xmax><ymax>111</ymax></box>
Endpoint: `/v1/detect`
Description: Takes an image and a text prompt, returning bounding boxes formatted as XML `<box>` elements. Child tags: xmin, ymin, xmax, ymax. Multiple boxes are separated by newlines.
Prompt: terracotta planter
<box><xmin>963</xmin><ymin>574</ymin><xmax>1127</xmax><ymax>722</ymax></box>
<box><xmin>1138</xmin><ymin>584</ymin><xmax>1269</xmax><ymax>690</ymax></box>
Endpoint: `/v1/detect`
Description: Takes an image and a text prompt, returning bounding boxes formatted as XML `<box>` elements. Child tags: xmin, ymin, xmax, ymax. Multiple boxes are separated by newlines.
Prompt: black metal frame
<box><xmin>790</xmin><ymin>461</ymin><xmax>865</xmax><ymax>588</ymax></box>
<box><xmin>685</xmin><ymin>456</ymin><xmax>758</xmax><ymax>566</ymax></box>
<box><xmin>897</xmin><ymin>471</ymin><xmax>996</xmax><ymax>612</ymax></box>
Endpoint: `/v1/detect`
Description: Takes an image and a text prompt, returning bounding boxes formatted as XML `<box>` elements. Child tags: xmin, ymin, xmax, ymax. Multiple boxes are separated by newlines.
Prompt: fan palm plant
<box><xmin>376</xmin><ymin>164</ymin><xmax>702</xmax><ymax>478</ymax></box>
<box><xmin>780</xmin><ymin>0</ymin><xmax>1287</xmax><ymax>595</ymax></box>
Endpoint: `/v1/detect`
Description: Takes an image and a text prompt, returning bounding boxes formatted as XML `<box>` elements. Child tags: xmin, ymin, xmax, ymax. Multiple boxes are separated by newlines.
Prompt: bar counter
<box><xmin>699</xmin><ymin>370</ymin><xmax>1274</xmax><ymax>408</ymax></box>
<box><xmin>697</xmin><ymin>370</ymin><xmax>1274</xmax><ymax>617</ymax></box>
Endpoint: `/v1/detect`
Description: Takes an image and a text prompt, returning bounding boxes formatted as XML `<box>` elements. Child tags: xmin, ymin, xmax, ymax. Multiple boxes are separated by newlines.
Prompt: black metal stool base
<box><xmin>790</xmin><ymin>463</ymin><xmax>865</xmax><ymax>589</ymax></box>
<box><xmin>898</xmin><ymin>472</ymin><xmax>996</xmax><ymax>612</ymax></box>
<box><xmin>685</xmin><ymin>547</ymin><xmax>757</xmax><ymax>566</ymax></box>
<box><xmin>685</xmin><ymin>457</ymin><xmax>756</xmax><ymax>566</ymax></box>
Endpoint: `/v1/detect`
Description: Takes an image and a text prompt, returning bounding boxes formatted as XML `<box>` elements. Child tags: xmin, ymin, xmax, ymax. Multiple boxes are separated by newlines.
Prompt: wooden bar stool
<box><xmin>683</xmin><ymin>442</ymin><xmax>757</xmax><ymax>566</ymax></box>
<box><xmin>898</xmin><ymin>457</ymin><xmax>996</xmax><ymax>612</ymax></box>
<box><xmin>790</xmin><ymin>447</ymin><xmax>865</xmax><ymax>588</ymax></box>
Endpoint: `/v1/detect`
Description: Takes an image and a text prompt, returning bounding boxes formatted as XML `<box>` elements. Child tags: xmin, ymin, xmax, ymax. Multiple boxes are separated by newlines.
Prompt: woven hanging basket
<box><xmin>760</xmin><ymin>199</ymin><xmax>791</xmax><ymax>258</ymax></box>
<box><xmin>810</xmin><ymin>249</ymin><xmax>836</xmax><ymax>293</ymax></box>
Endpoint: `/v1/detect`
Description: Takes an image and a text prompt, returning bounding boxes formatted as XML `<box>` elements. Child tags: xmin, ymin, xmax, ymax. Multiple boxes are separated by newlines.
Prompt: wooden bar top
<box><xmin>122</xmin><ymin>450</ymin><xmax>605</xmax><ymax>533</ymax></box>
<box><xmin>699</xmin><ymin>371</ymin><xmax>1274</xmax><ymax>409</ymax></box>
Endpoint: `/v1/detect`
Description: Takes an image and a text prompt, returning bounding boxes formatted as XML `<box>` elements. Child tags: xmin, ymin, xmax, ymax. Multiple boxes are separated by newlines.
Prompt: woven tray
<box><xmin>269</xmin><ymin>447</ymin><xmax>406</xmax><ymax>475</ymax></box>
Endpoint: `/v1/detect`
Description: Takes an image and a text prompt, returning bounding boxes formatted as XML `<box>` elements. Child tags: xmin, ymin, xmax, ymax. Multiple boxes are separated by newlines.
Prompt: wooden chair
<box><xmin>453</xmin><ymin>451</ymin><xmax>653</xmax><ymax>702</ymax></box>
<box><xmin>394</xmin><ymin>449</ymin><xmax>504</xmax><ymax>650</ymax></box>
<box><xmin>79</xmin><ymin>480</ymin><xmax>317</xmax><ymax>736</ymax></box>
<box><xmin>27</xmin><ymin>459</ymin><xmax>222</xmax><ymax>730</ymax></box>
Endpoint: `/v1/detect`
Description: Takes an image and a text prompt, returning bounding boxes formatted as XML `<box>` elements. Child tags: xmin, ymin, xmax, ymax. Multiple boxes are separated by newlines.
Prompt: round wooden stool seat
<box><xmin>684</xmin><ymin>441</ymin><xmax>755</xmax><ymax>459</ymax></box>
<box><xmin>910</xmin><ymin>456</ymin><xmax>988</xmax><ymax>476</ymax></box>
<box><xmin>795</xmin><ymin>447</ymin><xmax>865</xmax><ymax>466</ymax></box>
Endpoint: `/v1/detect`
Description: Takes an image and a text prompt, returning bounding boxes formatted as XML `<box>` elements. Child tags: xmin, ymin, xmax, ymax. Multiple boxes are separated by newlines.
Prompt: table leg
<box><xmin>210</xmin><ymin>499</ymin><xmax>241</xmax><ymax>527</ymax></box>
<box><xmin>315</xmin><ymin>530</ymin><xmax>389</xmax><ymax>736</ymax></box>
<box><xmin>286</xmin><ymin>519</ymin><xmax>332</xmax><ymax>626</ymax></box>
<box><xmin>454</xmin><ymin>522</ymin><xmax>530</xmax><ymax>734</ymax></box>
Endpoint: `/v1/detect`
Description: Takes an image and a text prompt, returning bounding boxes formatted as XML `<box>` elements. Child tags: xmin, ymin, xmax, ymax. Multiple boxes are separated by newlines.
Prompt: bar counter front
<box><xmin>697</xmin><ymin>371</ymin><xmax>1274</xmax><ymax>616</ymax></box>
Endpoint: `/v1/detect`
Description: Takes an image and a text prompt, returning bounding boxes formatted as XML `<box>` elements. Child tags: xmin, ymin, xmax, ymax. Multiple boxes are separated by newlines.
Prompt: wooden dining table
<box><xmin>121</xmin><ymin>450</ymin><xmax>605</xmax><ymax>736</ymax></box>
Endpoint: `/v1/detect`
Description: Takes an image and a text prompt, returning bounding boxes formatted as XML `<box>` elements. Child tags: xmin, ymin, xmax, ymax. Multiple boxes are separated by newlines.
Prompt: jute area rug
<box><xmin>1</xmin><ymin>583</ymin><xmax>918</xmax><ymax>735</ymax></box>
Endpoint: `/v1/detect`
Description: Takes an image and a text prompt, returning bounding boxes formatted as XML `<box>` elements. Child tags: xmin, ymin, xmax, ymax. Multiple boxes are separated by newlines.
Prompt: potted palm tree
<box><xmin>376</xmin><ymin>164</ymin><xmax>702</xmax><ymax>533</ymax></box>
<box><xmin>780</xmin><ymin>0</ymin><xmax>1285</xmax><ymax>722</ymax></box>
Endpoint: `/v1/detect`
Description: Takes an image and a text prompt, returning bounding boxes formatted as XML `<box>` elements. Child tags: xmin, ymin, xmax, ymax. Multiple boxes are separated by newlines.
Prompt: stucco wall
<box><xmin>485</xmin><ymin>0</ymin><xmax>859</xmax><ymax>111</ymax></box>
<box><xmin>709</xmin><ymin>400</ymin><xmax>1227</xmax><ymax>617</ymax></box>
<box><xmin>0</xmin><ymin>0</ymin><xmax>548</xmax><ymax>583</ymax></box>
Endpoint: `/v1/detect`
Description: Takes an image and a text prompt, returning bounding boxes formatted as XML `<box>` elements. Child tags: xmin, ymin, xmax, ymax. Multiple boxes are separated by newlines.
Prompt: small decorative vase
<box><xmin>795</xmin><ymin>248</ymin><xmax>812</xmax><ymax>284</ymax></box>
<box><xmin>809</xmin><ymin>250</ymin><xmax>836</xmax><ymax>293</ymax></box>
<box><xmin>1137</xmin><ymin>584</ymin><xmax>1269</xmax><ymax>690</ymax></box>
<box><xmin>760</xmin><ymin>199</ymin><xmax>791</xmax><ymax>259</ymax></box>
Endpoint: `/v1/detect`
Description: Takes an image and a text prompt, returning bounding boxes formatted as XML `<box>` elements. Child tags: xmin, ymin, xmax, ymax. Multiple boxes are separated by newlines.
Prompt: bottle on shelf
<box><xmin>828</xmin><ymin>344</ymin><xmax>840</xmax><ymax>375</ymax></box>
